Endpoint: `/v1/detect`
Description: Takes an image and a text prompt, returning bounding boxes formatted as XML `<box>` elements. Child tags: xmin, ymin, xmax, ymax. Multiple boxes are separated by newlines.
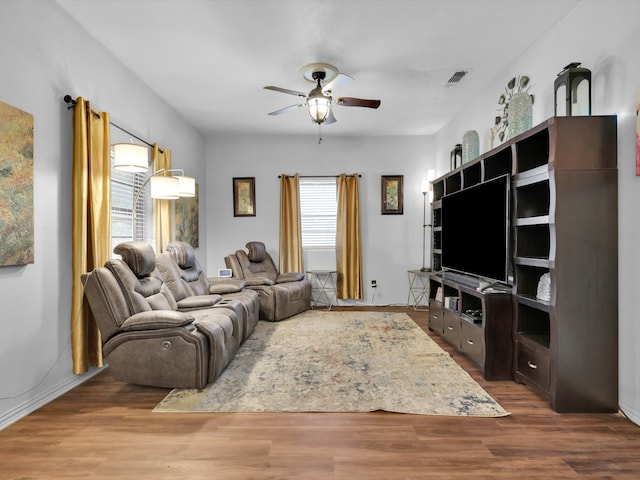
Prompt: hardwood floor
<box><xmin>2</xmin><ymin>306</ymin><xmax>639</xmax><ymax>479</ymax></box>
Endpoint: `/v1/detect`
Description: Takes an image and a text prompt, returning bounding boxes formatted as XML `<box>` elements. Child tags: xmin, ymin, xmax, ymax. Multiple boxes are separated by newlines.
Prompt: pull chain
<box><xmin>318</xmin><ymin>123</ymin><xmax>323</xmax><ymax>144</ymax></box>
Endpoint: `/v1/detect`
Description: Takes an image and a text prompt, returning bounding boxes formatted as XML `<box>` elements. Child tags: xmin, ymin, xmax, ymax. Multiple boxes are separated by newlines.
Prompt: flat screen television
<box><xmin>441</xmin><ymin>174</ymin><xmax>511</xmax><ymax>284</ymax></box>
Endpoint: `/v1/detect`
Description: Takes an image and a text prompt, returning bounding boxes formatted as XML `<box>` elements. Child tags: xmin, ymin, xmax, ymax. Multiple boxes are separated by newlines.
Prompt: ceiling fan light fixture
<box><xmin>308</xmin><ymin>96</ymin><xmax>330</xmax><ymax>124</ymax></box>
<box><xmin>264</xmin><ymin>63</ymin><xmax>379</xmax><ymax>129</ymax></box>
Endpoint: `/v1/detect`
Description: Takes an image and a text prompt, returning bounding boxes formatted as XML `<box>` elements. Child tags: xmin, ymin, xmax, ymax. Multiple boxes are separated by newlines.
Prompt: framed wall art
<box><xmin>381</xmin><ymin>175</ymin><xmax>403</xmax><ymax>215</ymax></box>
<box><xmin>233</xmin><ymin>177</ymin><xmax>256</xmax><ymax>217</ymax></box>
<box><xmin>0</xmin><ymin>100</ymin><xmax>34</xmax><ymax>266</ymax></box>
<box><xmin>175</xmin><ymin>183</ymin><xmax>199</xmax><ymax>247</ymax></box>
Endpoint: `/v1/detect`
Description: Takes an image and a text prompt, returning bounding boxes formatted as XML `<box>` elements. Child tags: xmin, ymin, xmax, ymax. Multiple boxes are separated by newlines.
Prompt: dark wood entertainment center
<box><xmin>428</xmin><ymin>116</ymin><xmax>618</xmax><ymax>413</ymax></box>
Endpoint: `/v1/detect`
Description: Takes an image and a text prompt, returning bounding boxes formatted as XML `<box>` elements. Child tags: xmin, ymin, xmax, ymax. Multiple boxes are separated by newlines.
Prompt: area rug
<box><xmin>153</xmin><ymin>310</ymin><xmax>509</xmax><ymax>417</ymax></box>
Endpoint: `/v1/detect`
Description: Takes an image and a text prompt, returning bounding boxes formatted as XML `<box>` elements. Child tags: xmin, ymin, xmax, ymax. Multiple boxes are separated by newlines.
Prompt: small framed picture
<box><xmin>233</xmin><ymin>177</ymin><xmax>255</xmax><ymax>217</ymax></box>
<box><xmin>217</xmin><ymin>268</ymin><xmax>232</xmax><ymax>278</ymax></box>
<box><xmin>381</xmin><ymin>175</ymin><xmax>403</xmax><ymax>215</ymax></box>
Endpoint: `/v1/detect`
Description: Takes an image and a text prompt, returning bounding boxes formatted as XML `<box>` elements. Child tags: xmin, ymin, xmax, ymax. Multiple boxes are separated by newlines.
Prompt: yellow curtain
<box><xmin>279</xmin><ymin>173</ymin><xmax>304</xmax><ymax>273</ymax></box>
<box><xmin>152</xmin><ymin>144</ymin><xmax>172</xmax><ymax>252</ymax></box>
<box><xmin>70</xmin><ymin>97</ymin><xmax>110</xmax><ymax>374</ymax></box>
<box><xmin>336</xmin><ymin>173</ymin><xmax>363</xmax><ymax>299</ymax></box>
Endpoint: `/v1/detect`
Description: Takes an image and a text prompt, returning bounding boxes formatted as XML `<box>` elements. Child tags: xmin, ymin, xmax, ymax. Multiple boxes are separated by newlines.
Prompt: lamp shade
<box><xmin>113</xmin><ymin>143</ymin><xmax>149</xmax><ymax>173</ymax></box>
<box><xmin>150</xmin><ymin>175</ymin><xmax>180</xmax><ymax>199</ymax></box>
<box><xmin>308</xmin><ymin>96</ymin><xmax>330</xmax><ymax>124</ymax></box>
<box><xmin>177</xmin><ymin>175</ymin><xmax>196</xmax><ymax>197</ymax></box>
<box><xmin>421</xmin><ymin>180</ymin><xmax>430</xmax><ymax>194</ymax></box>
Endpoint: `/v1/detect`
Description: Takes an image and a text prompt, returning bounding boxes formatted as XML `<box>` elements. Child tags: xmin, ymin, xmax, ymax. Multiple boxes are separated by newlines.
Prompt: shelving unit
<box><xmin>511</xmin><ymin>116</ymin><xmax>618</xmax><ymax>413</ymax></box>
<box><xmin>428</xmin><ymin>272</ymin><xmax>513</xmax><ymax>380</ymax></box>
<box><xmin>429</xmin><ymin>115</ymin><xmax>618</xmax><ymax>412</ymax></box>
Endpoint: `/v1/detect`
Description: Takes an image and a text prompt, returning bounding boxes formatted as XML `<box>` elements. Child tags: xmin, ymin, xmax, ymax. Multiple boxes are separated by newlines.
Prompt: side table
<box><xmin>306</xmin><ymin>270</ymin><xmax>338</xmax><ymax>310</ymax></box>
<box><xmin>407</xmin><ymin>269</ymin><xmax>430</xmax><ymax>310</ymax></box>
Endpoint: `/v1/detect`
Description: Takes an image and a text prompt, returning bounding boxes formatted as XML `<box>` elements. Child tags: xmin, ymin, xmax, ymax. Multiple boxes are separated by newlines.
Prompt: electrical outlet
<box><xmin>371</xmin><ymin>280</ymin><xmax>377</xmax><ymax>288</ymax></box>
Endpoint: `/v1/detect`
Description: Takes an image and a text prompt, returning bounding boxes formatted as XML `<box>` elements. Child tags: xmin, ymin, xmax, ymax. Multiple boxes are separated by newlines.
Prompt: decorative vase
<box><xmin>462</xmin><ymin>130</ymin><xmax>479</xmax><ymax>164</ymax></box>
<box><xmin>508</xmin><ymin>92</ymin><xmax>532</xmax><ymax>139</ymax></box>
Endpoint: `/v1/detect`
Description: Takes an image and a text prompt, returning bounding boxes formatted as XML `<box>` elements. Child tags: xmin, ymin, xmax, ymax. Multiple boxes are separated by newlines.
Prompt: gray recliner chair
<box><xmin>224</xmin><ymin>241</ymin><xmax>311</xmax><ymax>321</ymax></box>
<box><xmin>83</xmin><ymin>241</ymin><xmax>242</xmax><ymax>389</ymax></box>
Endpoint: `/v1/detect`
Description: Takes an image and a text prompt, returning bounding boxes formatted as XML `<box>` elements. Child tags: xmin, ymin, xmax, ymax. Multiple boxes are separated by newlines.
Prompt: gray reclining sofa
<box><xmin>82</xmin><ymin>241</ymin><xmax>259</xmax><ymax>389</ymax></box>
<box><xmin>224</xmin><ymin>241</ymin><xmax>311</xmax><ymax>321</ymax></box>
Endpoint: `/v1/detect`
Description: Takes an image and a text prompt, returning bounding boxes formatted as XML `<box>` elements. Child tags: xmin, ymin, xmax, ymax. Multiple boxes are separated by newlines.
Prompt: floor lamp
<box><xmin>420</xmin><ymin>170</ymin><xmax>436</xmax><ymax>271</ymax></box>
<box><xmin>112</xmin><ymin>141</ymin><xmax>196</xmax><ymax>242</ymax></box>
<box><xmin>132</xmin><ymin>168</ymin><xmax>195</xmax><ymax>241</ymax></box>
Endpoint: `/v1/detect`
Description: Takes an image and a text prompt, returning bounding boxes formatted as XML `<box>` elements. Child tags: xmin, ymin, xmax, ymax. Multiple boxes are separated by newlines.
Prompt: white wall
<box><xmin>435</xmin><ymin>0</ymin><xmax>640</xmax><ymax>425</ymax></box>
<box><xmin>205</xmin><ymin>133</ymin><xmax>436</xmax><ymax>305</ymax></box>
<box><xmin>0</xmin><ymin>2</ymin><xmax>205</xmax><ymax>429</ymax></box>
<box><xmin>4</xmin><ymin>0</ymin><xmax>637</xmax><ymax>430</ymax></box>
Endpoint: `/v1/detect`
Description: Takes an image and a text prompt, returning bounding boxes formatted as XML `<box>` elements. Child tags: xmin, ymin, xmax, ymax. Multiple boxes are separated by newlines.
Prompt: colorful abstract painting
<box><xmin>175</xmin><ymin>183</ymin><xmax>199</xmax><ymax>247</ymax></box>
<box><xmin>0</xmin><ymin>100</ymin><xmax>34</xmax><ymax>266</ymax></box>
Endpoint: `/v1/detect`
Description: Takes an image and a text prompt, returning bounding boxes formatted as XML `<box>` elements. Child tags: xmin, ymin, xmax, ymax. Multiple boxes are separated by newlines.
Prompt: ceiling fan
<box><xmin>264</xmin><ymin>63</ymin><xmax>381</xmax><ymax>126</ymax></box>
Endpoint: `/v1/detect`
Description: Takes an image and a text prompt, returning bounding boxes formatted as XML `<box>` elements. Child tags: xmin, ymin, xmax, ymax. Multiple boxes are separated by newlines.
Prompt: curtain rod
<box><xmin>63</xmin><ymin>95</ymin><xmax>161</xmax><ymax>152</ymax></box>
<box><xmin>278</xmin><ymin>174</ymin><xmax>361</xmax><ymax>178</ymax></box>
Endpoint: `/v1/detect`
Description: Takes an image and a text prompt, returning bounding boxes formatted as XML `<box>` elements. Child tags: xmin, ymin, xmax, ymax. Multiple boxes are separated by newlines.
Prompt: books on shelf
<box><xmin>445</xmin><ymin>296</ymin><xmax>459</xmax><ymax>311</ymax></box>
<box><xmin>435</xmin><ymin>287</ymin><xmax>443</xmax><ymax>302</ymax></box>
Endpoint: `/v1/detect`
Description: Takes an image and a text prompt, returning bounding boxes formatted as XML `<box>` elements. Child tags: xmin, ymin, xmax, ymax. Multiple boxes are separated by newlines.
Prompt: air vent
<box><xmin>446</xmin><ymin>70</ymin><xmax>468</xmax><ymax>86</ymax></box>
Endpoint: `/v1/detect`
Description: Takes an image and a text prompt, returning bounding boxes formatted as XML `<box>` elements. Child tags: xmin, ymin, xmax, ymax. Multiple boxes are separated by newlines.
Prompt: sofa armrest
<box><xmin>176</xmin><ymin>294</ymin><xmax>223</xmax><ymax>311</ymax></box>
<box><xmin>244</xmin><ymin>276</ymin><xmax>275</xmax><ymax>286</ymax></box>
<box><xmin>276</xmin><ymin>272</ymin><xmax>305</xmax><ymax>283</ymax></box>
<box><xmin>208</xmin><ymin>277</ymin><xmax>246</xmax><ymax>294</ymax></box>
<box><xmin>120</xmin><ymin>310</ymin><xmax>195</xmax><ymax>331</ymax></box>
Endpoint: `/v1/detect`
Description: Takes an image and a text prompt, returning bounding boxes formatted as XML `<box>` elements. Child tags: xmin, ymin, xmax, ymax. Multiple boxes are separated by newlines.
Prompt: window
<box><xmin>299</xmin><ymin>177</ymin><xmax>336</xmax><ymax>248</ymax></box>
<box><xmin>110</xmin><ymin>150</ymin><xmax>152</xmax><ymax>254</ymax></box>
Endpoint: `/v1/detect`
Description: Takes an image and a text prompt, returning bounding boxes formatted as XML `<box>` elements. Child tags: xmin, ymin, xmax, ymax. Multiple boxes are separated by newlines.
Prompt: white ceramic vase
<box><xmin>508</xmin><ymin>92</ymin><xmax>533</xmax><ymax>139</ymax></box>
<box><xmin>462</xmin><ymin>130</ymin><xmax>479</xmax><ymax>164</ymax></box>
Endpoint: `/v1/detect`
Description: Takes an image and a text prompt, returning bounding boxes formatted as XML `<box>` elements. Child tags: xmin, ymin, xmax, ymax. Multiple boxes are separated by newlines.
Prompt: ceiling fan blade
<box><xmin>264</xmin><ymin>85</ymin><xmax>307</xmax><ymax>97</ymax></box>
<box><xmin>322</xmin><ymin>73</ymin><xmax>353</xmax><ymax>95</ymax></box>
<box><xmin>337</xmin><ymin>97</ymin><xmax>381</xmax><ymax>109</ymax></box>
<box><xmin>268</xmin><ymin>103</ymin><xmax>306</xmax><ymax>116</ymax></box>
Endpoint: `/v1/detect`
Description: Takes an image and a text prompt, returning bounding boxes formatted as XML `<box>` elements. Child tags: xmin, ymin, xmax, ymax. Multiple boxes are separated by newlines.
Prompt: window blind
<box><xmin>110</xmin><ymin>162</ymin><xmax>150</xmax><ymax>252</ymax></box>
<box><xmin>299</xmin><ymin>177</ymin><xmax>337</xmax><ymax>248</ymax></box>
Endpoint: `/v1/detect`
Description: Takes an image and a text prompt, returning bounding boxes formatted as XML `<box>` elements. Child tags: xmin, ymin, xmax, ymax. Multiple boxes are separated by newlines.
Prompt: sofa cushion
<box><xmin>114</xmin><ymin>241</ymin><xmax>156</xmax><ymax>278</ymax></box>
<box><xmin>209</xmin><ymin>278</ymin><xmax>246</xmax><ymax>294</ymax></box>
<box><xmin>166</xmin><ymin>241</ymin><xmax>196</xmax><ymax>269</ymax></box>
<box><xmin>244</xmin><ymin>276</ymin><xmax>275</xmax><ymax>286</ymax></box>
<box><xmin>120</xmin><ymin>310</ymin><xmax>195</xmax><ymax>331</ymax></box>
<box><xmin>176</xmin><ymin>294</ymin><xmax>222</xmax><ymax>311</ymax></box>
<box><xmin>277</xmin><ymin>272</ymin><xmax>305</xmax><ymax>283</ymax></box>
<box><xmin>246</xmin><ymin>241</ymin><xmax>267</xmax><ymax>262</ymax></box>
<box><xmin>106</xmin><ymin>258</ymin><xmax>178</xmax><ymax>314</ymax></box>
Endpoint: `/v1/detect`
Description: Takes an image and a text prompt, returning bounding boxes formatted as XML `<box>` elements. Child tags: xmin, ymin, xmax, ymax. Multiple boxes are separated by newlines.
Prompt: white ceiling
<box><xmin>56</xmin><ymin>0</ymin><xmax>579</xmax><ymax>137</ymax></box>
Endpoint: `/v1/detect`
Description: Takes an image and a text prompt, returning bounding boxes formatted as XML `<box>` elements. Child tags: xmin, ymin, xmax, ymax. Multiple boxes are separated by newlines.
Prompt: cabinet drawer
<box><xmin>516</xmin><ymin>340</ymin><xmax>550</xmax><ymax>390</ymax></box>
<box><xmin>460</xmin><ymin>321</ymin><xmax>484</xmax><ymax>366</ymax></box>
<box><xmin>428</xmin><ymin>300</ymin><xmax>443</xmax><ymax>334</ymax></box>
<box><xmin>442</xmin><ymin>310</ymin><xmax>460</xmax><ymax>347</ymax></box>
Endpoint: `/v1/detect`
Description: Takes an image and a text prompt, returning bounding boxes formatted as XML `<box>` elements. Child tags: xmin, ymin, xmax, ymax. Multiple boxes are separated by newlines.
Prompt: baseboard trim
<box><xmin>620</xmin><ymin>401</ymin><xmax>640</xmax><ymax>428</ymax></box>
<box><xmin>0</xmin><ymin>366</ymin><xmax>105</xmax><ymax>431</ymax></box>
